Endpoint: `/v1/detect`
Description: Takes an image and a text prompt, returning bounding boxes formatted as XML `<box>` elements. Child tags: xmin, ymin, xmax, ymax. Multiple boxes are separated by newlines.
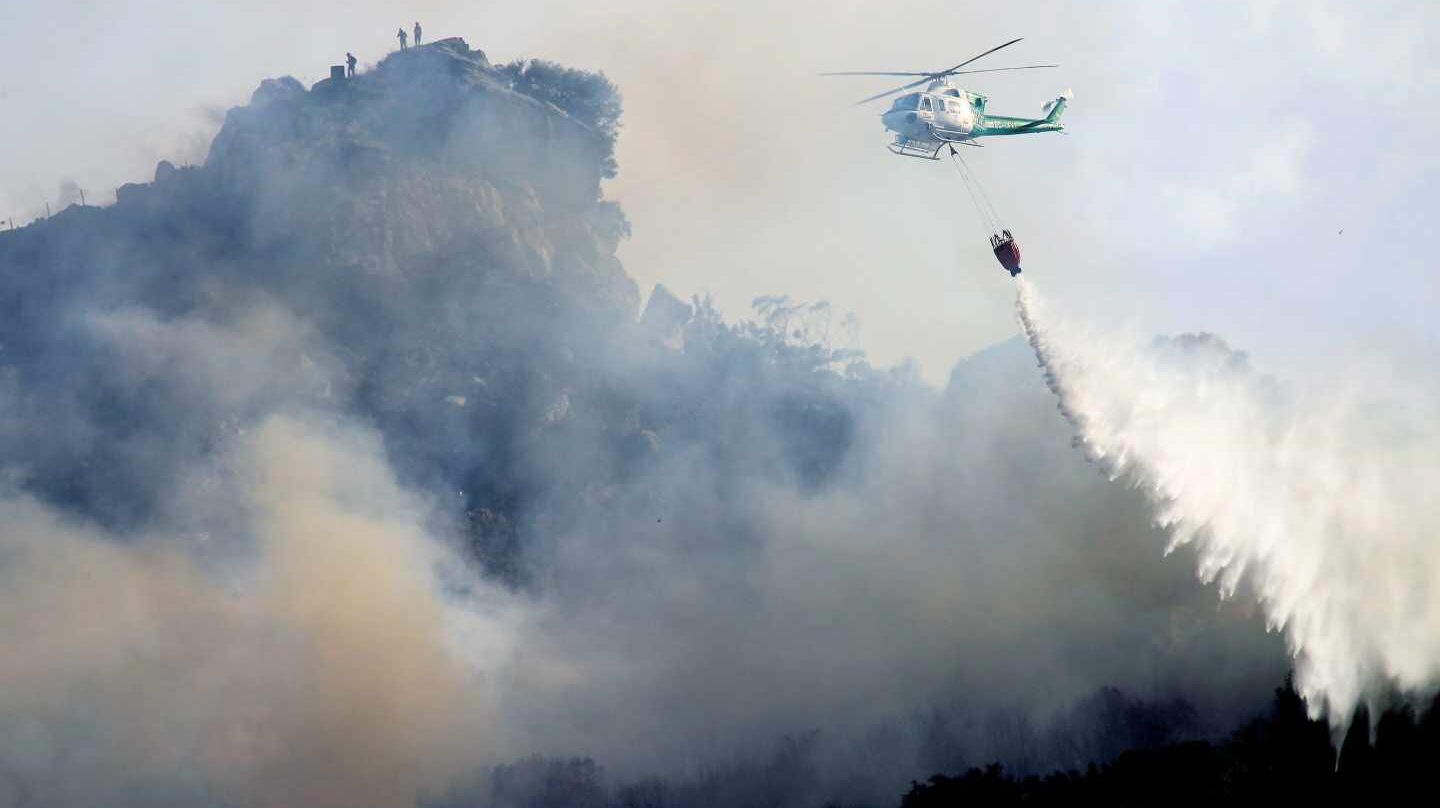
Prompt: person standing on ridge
<box><xmin>397</xmin><ymin>27</ymin><xmax>408</xmax><ymax>50</ymax></box>
<box><xmin>346</xmin><ymin>52</ymin><xmax>357</xmax><ymax>77</ymax></box>
<box><xmin>414</xmin><ymin>21</ymin><xmax>422</xmax><ymax>46</ymax></box>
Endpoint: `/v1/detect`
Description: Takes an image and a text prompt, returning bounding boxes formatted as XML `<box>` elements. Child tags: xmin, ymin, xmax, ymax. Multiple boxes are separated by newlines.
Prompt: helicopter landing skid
<box><xmin>888</xmin><ymin>140</ymin><xmax>945</xmax><ymax>160</ymax></box>
<box><xmin>931</xmin><ymin>128</ymin><xmax>982</xmax><ymax>147</ymax></box>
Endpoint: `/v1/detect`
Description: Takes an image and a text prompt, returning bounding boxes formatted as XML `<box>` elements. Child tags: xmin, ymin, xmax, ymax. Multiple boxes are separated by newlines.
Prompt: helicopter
<box><xmin>825</xmin><ymin>38</ymin><xmax>1070</xmax><ymax>159</ymax></box>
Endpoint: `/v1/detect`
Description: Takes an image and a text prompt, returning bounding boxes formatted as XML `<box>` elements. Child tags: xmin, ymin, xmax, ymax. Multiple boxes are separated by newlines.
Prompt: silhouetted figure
<box><xmin>414</xmin><ymin>21</ymin><xmax>423</xmax><ymax>46</ymax></box>
<box><xmin>345</xmin><ymin>52</ymin><xmax>357</xmax><ymax>78</ymax></box>
<box><xmin>397</xmin><ymin>28</ymin><xmax>408</xmax><ymax>50</ymax></box>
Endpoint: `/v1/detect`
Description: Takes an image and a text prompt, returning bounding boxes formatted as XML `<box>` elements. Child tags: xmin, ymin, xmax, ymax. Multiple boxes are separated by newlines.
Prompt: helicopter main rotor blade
<box><xmin>820</xmin><ymin>71</ymin><xmax>934</xmax><ymax>77</ymax></box>
<box><xmin>850</xmin><ymin>38</ymin><xmax>1033</xmax><ymax>105</ymax></box>
<box><xmin>949</xmin><ymin>64</ymin><xmax>1059</xmax><ymax>75</ymax></box>
<box><xmin>855</xmin><ymin>75</ymin><xmax>936</xmax><ymax>105</ymax></box>
<box><xmin>934</xmin><ymin>38</ymin><xmax>1025</xmax><ymax>77</ymax></box>
<box><xmin>826</xmin><ymin>63</ymin><xmax>1056</xmax><ymax>82</ymax></box>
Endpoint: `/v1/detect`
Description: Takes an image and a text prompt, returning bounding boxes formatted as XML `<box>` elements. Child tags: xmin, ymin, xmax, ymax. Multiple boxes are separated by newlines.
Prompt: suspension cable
<box><xmin>947</xmin><ymin>149</ymin><xmax>1000</xmax><ymax>235</ymax></box>
<box><xmin>950</xmin><ymin>147</ymin><xmax>1004</xmax><ymax>230</ymax></box>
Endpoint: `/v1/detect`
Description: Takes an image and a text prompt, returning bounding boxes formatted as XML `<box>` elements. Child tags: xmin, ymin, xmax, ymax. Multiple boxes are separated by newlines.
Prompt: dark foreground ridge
<box><xmin>428</xmin><ymin>682</ymin><xmax>1440</xmax><ymax>807</ymax></box>
<box><xmin>902</xmin><ymin>682</ymin><xmax>1440</xmax><ymax>808</ymax></box>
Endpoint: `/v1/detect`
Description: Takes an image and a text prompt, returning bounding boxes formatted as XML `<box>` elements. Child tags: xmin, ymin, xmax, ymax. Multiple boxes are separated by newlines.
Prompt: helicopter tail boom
<box><xmin>973</xmin><ymin>92</ymin><xmax>1070</xmax><ymax>137</ymax></box>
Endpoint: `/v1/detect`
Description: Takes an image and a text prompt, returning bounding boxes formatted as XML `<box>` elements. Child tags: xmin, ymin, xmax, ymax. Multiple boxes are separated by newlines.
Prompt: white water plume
<box><xmin>1014</xmin><ymin>277</ymin><xmax>1440</xmax><ymax>726</ymax></box>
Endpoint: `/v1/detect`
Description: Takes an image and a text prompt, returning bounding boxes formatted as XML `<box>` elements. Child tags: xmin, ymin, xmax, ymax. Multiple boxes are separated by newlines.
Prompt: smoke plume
<box><xmin>0</xmin><ymin>416</ymin><xmax>506</xmax><ymax>808</ymax></box>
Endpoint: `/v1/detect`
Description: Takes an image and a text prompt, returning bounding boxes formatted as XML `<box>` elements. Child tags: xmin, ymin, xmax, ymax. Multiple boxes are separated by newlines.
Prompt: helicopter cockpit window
<box><xmin>919</xmin><ymin>96</ymin><xmax>932</xmax><ymax>112</ymax></box>
<box><xmin>891</xmin><ymin>94</ymin><xmax>921</xmax><ymax>111</ymax></box>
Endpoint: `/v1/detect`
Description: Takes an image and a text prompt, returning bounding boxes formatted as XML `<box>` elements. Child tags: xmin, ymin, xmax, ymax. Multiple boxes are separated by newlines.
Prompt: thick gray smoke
<box><xmin>1017</xmin><ymin>276</ymin><xmax>1440</xmax><ymax>729</ymax></box>
<box><xmin>0</xmin><ymin>40</ymin><xmax>1286</xmax><ymax>806</ymax></box>
<box><xmin>0</xmin><ymin>417</ymin><xmax>499</xmax><ymax>808</ymax></box>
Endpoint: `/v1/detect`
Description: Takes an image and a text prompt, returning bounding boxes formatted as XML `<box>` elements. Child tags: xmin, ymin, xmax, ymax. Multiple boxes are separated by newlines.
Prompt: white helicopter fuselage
<box><xmin>828</xmin><ymin>38</ymin><xmax>1066</xmax><ymax>159</ymax></box>
<box><xmin>880</xmin><ymin>81</ymin><xmax>980</xmax><ymax>144</ymax></box>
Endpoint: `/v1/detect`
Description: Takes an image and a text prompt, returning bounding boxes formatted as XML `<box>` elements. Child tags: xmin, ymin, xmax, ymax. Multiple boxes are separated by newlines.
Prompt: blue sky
<box><xmin>3</xmin><ymin>0</ymin><xmax>1436</xmax><ymax>382</ymax></box>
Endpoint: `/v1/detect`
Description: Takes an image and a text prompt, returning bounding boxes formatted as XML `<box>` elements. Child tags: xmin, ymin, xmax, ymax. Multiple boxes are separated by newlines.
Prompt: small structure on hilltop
<box><xmin>641</xmin><ymin>284</ymin><xmax>693</xmax><ymax>350</ymax></box>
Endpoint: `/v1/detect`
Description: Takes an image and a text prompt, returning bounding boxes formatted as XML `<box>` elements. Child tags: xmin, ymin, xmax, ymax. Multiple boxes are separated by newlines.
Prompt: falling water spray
<box><xmin>1014</xmin><ymin>277</ymin><xmax>1440</xmax><ymax>729</ymax></box>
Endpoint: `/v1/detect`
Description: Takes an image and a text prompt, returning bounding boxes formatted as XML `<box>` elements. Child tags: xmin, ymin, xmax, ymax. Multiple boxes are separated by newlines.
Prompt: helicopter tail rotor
<box><xmin>1041</xmin><ymin>88</ymin><xmax>1073</xmax><ymax>121</ymax></box>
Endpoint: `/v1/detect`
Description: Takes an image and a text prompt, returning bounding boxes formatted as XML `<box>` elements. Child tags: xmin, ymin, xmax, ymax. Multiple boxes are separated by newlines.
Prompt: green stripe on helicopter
<box><xmin>974</xmin><ymin>96</ymin><xmax>1066</xmax><ymax>136</ymax></box>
